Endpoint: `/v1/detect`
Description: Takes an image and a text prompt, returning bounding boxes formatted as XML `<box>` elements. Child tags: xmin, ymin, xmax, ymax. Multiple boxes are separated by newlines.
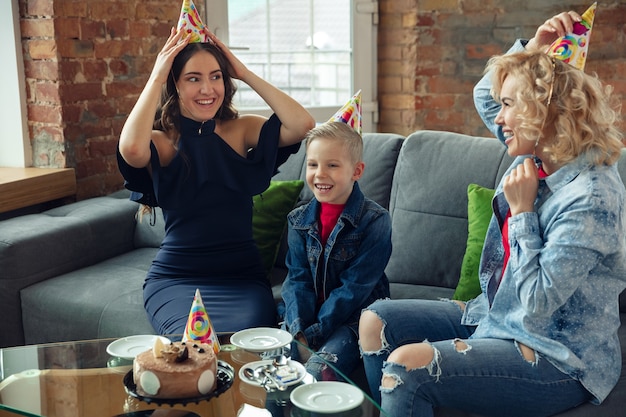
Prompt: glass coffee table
<box><xmin>0</xmin><ymin>334</ymin><xmax>383</xmax><ymax>417</ymax></box>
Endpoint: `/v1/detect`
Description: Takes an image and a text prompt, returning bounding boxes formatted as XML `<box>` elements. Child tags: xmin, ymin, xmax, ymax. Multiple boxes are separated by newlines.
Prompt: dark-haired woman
<box><xmin>118</xmin><ymin>28</ymin><xmax>315</xmax><ymax>335</ymax></box>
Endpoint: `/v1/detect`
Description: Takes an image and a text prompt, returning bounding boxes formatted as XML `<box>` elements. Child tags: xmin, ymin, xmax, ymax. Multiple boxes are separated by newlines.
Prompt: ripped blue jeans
<box><xmin>291</xmin><ymin>324</ymin><xmax>361</xmax><ymax>382</ymax></box>
<box><xmin>361</xmin><ymin>299</ymin><xmax>590</xmax><ymax>417</ymax></box>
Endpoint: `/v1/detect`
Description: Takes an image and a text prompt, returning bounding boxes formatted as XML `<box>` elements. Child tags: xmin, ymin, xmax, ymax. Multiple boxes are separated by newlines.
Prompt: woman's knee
<box><xmin>388</xmin><ymin>343</ymin><xmax>435</xmax><ymax>370</ymax></box>
<box><xmin>382</xmin><ymin>343</ymin><xmax>437</xmax><ymax>390</ymax></box>
<box><xmin>359</xmin><ymin>309</ymin><xmax>384</xmax><ymax>351</ymax></box>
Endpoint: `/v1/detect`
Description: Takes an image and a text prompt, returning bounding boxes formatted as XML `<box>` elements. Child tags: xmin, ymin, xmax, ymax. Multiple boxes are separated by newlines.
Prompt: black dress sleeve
<box><xmin>116</xmin><ymin>144</ymin><xmax>159</xmax><ymax>207</ymax></box>
<box><xmin>248</xmin><ymin>113</ymin><xmax>302</xmax><ymax>176</ymax></box>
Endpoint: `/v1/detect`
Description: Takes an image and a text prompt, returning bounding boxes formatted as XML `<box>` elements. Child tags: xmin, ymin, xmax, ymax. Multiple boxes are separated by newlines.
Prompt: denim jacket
<box><xmin>281</xmin><ymin>182</ymin><xmax>391</xmax><ymax>348</ymax></box>
<box><xmin>462</xmin><ymin>155</ymin><xmax>626</xmax><ymax>403</ymax></box>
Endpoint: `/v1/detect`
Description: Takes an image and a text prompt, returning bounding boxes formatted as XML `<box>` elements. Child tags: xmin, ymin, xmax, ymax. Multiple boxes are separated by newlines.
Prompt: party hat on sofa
<box><xmin>546</xmin><ymin>2</ymin><xmax>597</xmax><ymax>71</ymax></box>
<box><xmin>328</xmin><ymin>90</ymin><xmax>362</xmax><ymax>136</ymax></box>
<box><xmin>182</xmin><ymin>289</ymin><xmax>220</xmax><ymax>354</ymax></box>
<box><xmin>177</xmin><ymin>0</ymin><xmax>209</xmax><ymax>43</ymax></box>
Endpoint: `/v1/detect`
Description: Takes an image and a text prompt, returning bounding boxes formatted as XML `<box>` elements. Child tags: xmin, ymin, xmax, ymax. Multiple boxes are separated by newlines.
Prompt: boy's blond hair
<box><xmin>305</xmin><ymin>122</ymin><xmax>363</xmax><ymax>163</ymax></box>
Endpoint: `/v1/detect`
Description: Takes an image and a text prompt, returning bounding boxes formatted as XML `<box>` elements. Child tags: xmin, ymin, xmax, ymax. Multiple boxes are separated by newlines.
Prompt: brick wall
<box><xmin>18</xmin><ymin>0</ymin><xmax>626</xmax><ymax>200</ymax></box>
<box><xmin>378</xmin><ymin>0</ymin><xmax>626</xmax><ymax>136</ymax></box>
<box><xmin>19</xmin><ymin>0</ymin><xmax>181</xmax><ymax>200</ymax></box>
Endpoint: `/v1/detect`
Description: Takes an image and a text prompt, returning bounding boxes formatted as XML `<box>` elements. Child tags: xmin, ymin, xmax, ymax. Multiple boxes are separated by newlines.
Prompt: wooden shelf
<box><xmin>0</xmin><ymin>167</ymin><xmax>76</xmax><ymax>213</ymax></box>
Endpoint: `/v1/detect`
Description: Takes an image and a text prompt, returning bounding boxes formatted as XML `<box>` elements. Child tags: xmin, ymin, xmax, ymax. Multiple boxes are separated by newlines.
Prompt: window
<box><xmin>1</xmin><ymin>0</ymin><xmax>31</xmax><ymax>167</ymax></box>
<box><xmin>2</xmin><ymin>1</ymin><xmax>379</xmax><ymax>168</ymax></box>
<box><xmin>205</xmin><ymin>0</ymin><xmax>378</xmax><ymax>132</ymax></box>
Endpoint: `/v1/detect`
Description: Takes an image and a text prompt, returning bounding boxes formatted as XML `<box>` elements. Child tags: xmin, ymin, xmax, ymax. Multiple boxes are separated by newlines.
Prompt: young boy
<box><xmin>280</xmin><ymin>121</ymin><xmax>392</xmax><ymax>381</ymax></box>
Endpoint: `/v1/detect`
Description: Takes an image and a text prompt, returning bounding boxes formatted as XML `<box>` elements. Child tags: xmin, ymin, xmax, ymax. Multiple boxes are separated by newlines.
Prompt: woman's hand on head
<box><xmin>203</xmin><ymin>28</ymin><xmax>250</xmax><ymax>81</ymax></box>
<box><xmin>151</xmin><ymin>27</ymin><xmax>190</xmax><ymax>85</ymax></box>
<box><xmin>526</xmin><ymin>11</ymin><xmax>582</xmax><ymax>53</ymax></box>
<box><xmin>503</xmin><ymin>157</ymin><xmax>539</xmax><ymax>216</ymax></box>
<box><xmin>118</xmin><ymin>27</ymin><xmax>188</xmax><ymax>168</ymax></box>
<box><xmin>200</xmin><ymin>28</ymin><xmax>315</xmax><ymax>145</ymax></box>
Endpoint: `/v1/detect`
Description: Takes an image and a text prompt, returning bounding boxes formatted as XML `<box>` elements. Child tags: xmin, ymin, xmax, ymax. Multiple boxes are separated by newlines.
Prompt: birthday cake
<box><xmin>133</xmin><ymin>339</ymin><xmax>218</xmax><ymax>399</ymax></box>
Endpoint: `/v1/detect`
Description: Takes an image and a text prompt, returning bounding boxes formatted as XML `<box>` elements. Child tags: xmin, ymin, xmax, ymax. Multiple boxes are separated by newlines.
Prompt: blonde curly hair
<box><xmin>487</xmin><ymin>50</ymin><xmax>623</xmax><ymax>166</ymax></box>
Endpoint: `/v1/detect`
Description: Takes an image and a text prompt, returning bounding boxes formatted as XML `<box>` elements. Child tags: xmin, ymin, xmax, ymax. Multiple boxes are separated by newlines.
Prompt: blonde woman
<box><xmin>359</xmin><ymin>49</ymin><xmax>625</xmax><ymax>417</ymax></box>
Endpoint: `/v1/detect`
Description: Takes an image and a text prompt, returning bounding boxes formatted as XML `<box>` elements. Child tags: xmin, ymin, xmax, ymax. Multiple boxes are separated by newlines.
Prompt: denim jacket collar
<box><xmin>542</xmin><ymin>155</ymin><xmax>591</xmax><ymax>192</ymax></box>
<box><xmin>493</xmin><ymin>155</ymin><xmax>591</xmax><ymax>220</ymax></box>
<box><xmin>291</xmin><ymin>181</ymin><xmax>365</xmax><ymax>230</ymax></box>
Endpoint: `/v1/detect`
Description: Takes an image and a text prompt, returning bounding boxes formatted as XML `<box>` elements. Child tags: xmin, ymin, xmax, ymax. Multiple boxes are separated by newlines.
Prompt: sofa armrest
<box><xmin>0</xmin><ymin>196</ymin><xmax>139</xmax><ymax>347</ymax></box>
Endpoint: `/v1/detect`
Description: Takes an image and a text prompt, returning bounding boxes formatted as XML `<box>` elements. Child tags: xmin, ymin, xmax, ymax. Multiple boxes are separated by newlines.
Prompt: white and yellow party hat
<box><xmin>182</xmin><ymin>289</ymin><xmax>220</xmax><ymax>354</ymax></box>
<box><xmin>546</xmin><ymin>2</ymin><xmax>597</xmax><ymax>71</ymax></box>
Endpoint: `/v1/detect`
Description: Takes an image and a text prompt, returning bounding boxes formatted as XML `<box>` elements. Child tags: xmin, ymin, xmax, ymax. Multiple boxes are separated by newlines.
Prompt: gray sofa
<box><xmin>0</xmin><ymin>130</ymin><xmax>624</xmax><ymax>417</ymax></box>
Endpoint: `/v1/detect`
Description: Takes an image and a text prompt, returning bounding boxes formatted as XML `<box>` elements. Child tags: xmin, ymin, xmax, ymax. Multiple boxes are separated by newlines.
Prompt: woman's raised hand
<box><xmin>119</xmin><ymin>27</ymin><xmax>190</xmax><ymax>167</ymax></box>
<box><xmin>526</xmin><ymin>11</ymin><xmax>582</xmax><ymax>53</ymax></box>
<box><xmin>203</xmin><ymin>28</ymin><xmax>250</xmax><ymax>81</ymax></box>
<box><xmin>150</xmin><ymin>27</ymin><xmax>190</xmax><ymax>85</ymax></box>
<box><xmin>199</xmin><ymin>27</ymin><xmax>314</xmax><ymax>146</ymax></box>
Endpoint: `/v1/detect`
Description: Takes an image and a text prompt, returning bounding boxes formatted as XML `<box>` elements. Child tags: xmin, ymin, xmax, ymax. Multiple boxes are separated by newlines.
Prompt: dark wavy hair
<box><xmin>154</xmin><ymin>42</ymin><xmax>239</xmax><ymax>143</ymax></box>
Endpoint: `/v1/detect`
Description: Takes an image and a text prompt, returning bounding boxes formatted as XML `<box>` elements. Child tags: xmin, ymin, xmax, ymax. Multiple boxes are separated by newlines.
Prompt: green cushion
<box><xmin>453</xmin><ymin>183</ymin><xmax>495</xmax><ymax>301</ymax></box>
<box><xmin>253</xmin><ymin>180</ymin><xmax>304</xmax><ymax>274</ymax></box>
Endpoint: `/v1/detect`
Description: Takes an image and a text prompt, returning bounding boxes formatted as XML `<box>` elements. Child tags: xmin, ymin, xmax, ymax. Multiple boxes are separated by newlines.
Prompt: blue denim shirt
<box><xmin>462</xmin><ymin>155</ymin><xmax>626</xmax><ymax>403</ymax></box>
<box><xmin>281</xmin><ymin>182</ymin><xmax>391</xmax><ymax>348</ymax></box>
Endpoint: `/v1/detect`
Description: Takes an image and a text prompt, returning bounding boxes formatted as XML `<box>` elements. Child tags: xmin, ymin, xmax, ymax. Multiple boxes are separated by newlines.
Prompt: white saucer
<box><xmin>290</xmin><ymin>381</ymin><xmax>364</xmax><ymax>413</ymax></box>
<box><xmin>106</xmin><ymin>335</ymin><xmax>171</xmax><ymax>360</ymax></box>
<box><xmin>230</xmin><ymin>327</ymin><xmax>293</xmax><ymax>352</ymax></box>
<box><xmin>238</xmin><ymin>359</ymin><xmax>306</xmax><ymax>388</ymax></box>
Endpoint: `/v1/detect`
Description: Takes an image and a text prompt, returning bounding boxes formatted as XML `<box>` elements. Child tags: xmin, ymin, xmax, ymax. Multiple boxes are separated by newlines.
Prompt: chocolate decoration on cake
<box><xmin>161</xmin><ymin>343</ymin><xmax>189</xmax><ymax>363</ymax></box>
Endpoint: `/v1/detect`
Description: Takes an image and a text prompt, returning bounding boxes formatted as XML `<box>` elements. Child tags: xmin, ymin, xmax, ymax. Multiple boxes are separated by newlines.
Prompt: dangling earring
<box><xmin>170</xmin><ymin>70</ymin><xmax>180</xmax><ymax>99</ymax></box>
<box><xmin>532</xmin><ymin>137</ymin><xmax>542</xmax><ymax>168</ymax></box>
<box><xmin>533</xmin><ymin>136</ymin><xmax>540</xmax><ymax>156</ymax></box>
<box><xmin>539</xmin><ymin>57</ymin><xmax>556</xmax><ymax>133</ymax></box>
<box><xmin>534</xmin><ymin>57</ymin><xmax>556</xmax><ymax>168</ymax></box>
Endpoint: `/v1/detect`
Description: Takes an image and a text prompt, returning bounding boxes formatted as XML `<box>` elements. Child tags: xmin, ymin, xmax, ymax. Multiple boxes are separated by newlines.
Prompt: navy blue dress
<box><xmin>117</xmin><ymin>114</ymin><xmax>299</xmax><ymax>335</ymax></box>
